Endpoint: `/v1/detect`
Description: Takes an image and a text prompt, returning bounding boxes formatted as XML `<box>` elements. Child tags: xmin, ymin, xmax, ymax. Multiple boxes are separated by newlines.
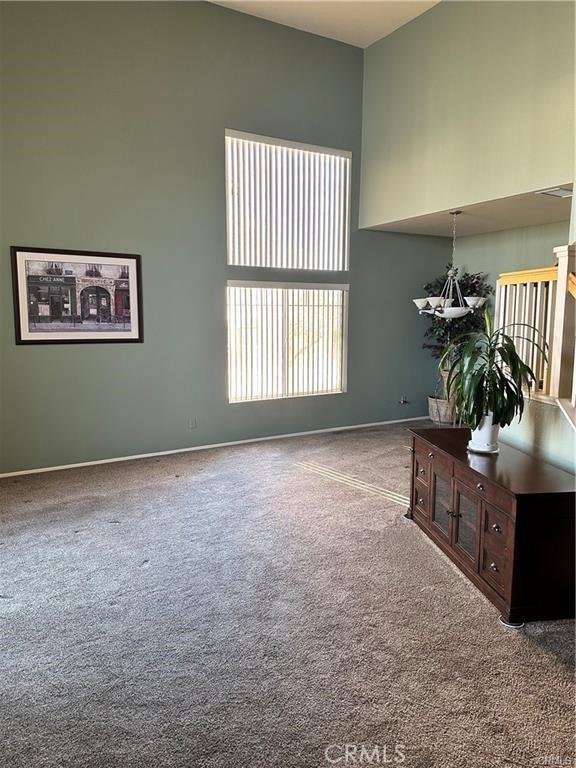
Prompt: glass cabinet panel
<box><xmin>431</xmin><ymin>472</ymin><xmax>451</xmax><ymax>538</ymax></box>
<box><xmin>454</xmin><ymin>484</ymin><xmax>479</xmax><ymax>562</ymax></box>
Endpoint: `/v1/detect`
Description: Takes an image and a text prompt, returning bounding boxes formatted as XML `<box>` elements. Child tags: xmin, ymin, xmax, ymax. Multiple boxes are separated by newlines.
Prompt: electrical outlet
<box><xmin>188</xmin><ymin>417</ymin><xmax>198</xmax><ymax>430</ymax></box>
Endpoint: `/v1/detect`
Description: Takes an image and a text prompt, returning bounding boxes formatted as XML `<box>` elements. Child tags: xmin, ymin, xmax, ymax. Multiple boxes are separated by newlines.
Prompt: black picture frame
<box><xmin>11</xmin><ymin>246</ymin><xmax>144</xmax><ymax>345</ymax></box>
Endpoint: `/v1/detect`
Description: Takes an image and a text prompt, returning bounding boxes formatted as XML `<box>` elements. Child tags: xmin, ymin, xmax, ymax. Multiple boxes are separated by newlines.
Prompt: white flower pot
<box><xmin>468</xmin><ymin>413</ymin><xmax>500</xmax><ymax>454</ymax></box>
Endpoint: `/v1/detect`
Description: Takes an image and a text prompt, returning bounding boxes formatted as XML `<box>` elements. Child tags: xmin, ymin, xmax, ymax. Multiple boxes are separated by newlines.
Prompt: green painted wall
<box><xmin>0</xmin><ymin>2</ymin><xmax>449</xmax><ymax>473</ymax></box>
<box><xmin>360</xmin><ymin>1</ymin><xmax>575</xmax><ymax>228</ymax></box>
<box><xmin>456</xmin><ymin>220</ymin><xmax>575</xmax><ymax>473</ymax></box>
<box><xmin>456</xmin><ymin>220</ymin><xmax>571</xmax><ymax>290</ymax></box>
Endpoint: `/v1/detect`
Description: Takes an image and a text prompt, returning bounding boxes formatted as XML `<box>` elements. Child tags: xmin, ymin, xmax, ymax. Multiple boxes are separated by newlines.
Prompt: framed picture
<box><xmin>11</xmin><ymin>246</ymin><xmax>143</xmax><ymax>344</ymax></box>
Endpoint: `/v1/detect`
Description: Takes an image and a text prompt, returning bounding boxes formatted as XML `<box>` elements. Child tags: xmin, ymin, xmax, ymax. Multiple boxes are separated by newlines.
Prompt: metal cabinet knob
<box><xmin>477</xmin><ymin>483</ymin><xmax>485</xmax><ymax>492</ymax></box>
<box><xmin>428</xmin><ymin>452</ymin><xmax>434</xmax><ymax>459</ymax></box>
<box><xmin>418</xmin><ymin>498</ymin><xmax>425</xmax><ymax>506</ymax></box>
<box><xmin>490</xmin><ymin>562</ymin><xmax>499</xmax><ymax>572</ymax></box>
<box><xmin>492</xmin><ymin>523</ymin><xmax>502</xmax><ymax>533</ymax></box>
<box><xmin>419</xmin><ymin>468</ymin><xmax>426</xmax><ymax>475</ymax></box>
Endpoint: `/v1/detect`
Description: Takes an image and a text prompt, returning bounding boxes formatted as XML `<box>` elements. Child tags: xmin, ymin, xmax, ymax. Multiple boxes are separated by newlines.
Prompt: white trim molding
<box><xmin>227</xmin><ymin>280</ymin><xmax>349</xmax><ymax>291</ymax></box>
<box><xmin>0</xmin><ymin>416</ymin><xmax>427</xmax><ymax>479</ymax></box>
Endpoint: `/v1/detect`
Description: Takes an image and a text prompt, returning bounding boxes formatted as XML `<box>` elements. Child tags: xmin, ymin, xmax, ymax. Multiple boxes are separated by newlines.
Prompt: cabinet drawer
<box><xmin>480</xmin><ymin>545</ymin><xmax>509</xmax><ymax>597</ymax></box>
<box><xmin>414</xmin><ymin>452</ymin><xmax>429</xmax><ymax>484</ymax></box>
<box><xmin>421</xmin><ymin>444</ymin><xmax>452</xmax><ymax>475</ymax></box>
<box><xmin>454</xmin><ymin>463</ymin><xmax>514</xmax><ymax>515</ymax></box>
<box><xmin>413</xmin><ymin>479</ymin><xmax>429</xmax><ymax>521</ymax></box>
<box><xmin>482</xmin><ymin>503</ymin><xmax>512</xmax><ymax>553</ymax></box>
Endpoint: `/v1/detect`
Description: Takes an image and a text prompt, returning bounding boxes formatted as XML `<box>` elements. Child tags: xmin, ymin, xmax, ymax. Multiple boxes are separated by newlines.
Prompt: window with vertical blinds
<box><xmin>225</xmin><ymin>130</ymin><xmax>351</xmax><ymax>270</ymax></box>
<box><xmin>227</xmin><ymin>283</ymin><xmax>348</xmax><ymax>403</ymax></box>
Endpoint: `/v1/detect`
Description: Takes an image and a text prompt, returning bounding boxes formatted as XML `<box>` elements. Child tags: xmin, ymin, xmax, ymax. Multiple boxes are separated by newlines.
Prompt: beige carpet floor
<box><xmin>0</xmin><ymin>421</ymin><xmax>574</xmax><ymax>768</ymax></box>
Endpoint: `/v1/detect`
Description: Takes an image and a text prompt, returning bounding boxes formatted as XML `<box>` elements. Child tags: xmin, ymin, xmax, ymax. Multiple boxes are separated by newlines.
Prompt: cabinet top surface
<box><xmin>410</xmin><ymin>428</ymin><xmax>575</xmax><ymax>496</ymax></box>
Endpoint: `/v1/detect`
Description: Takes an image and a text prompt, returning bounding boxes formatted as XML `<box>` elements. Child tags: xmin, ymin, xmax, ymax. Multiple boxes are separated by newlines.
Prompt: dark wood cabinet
<box><xmin>407</xmin><ymin>428</ymin><xmax>575</xmax><ymax>626</ymax></box>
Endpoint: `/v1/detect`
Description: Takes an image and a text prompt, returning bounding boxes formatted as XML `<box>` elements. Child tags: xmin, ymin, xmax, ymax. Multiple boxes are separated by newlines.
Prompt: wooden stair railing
<box><xmin>550</xmin><ymin>245</ymin><xmax>575</xmax><ymax>405</ymax></box>
<box><xmin>495</xmin><ymin>244</ymin><xmax>575</xmax><ymax>421</ymax></box>
<box><xmin>495</xmin><ymin>265</ymin><xmax>558</xmax><ymax>396</ymax></box>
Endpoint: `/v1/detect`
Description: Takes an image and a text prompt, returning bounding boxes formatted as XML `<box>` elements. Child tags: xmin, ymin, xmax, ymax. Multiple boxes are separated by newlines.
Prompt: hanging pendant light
<box><xmin>412</xmin><ymin>211</ymin><xmax>486</xmax><ymax>320</ymax></box>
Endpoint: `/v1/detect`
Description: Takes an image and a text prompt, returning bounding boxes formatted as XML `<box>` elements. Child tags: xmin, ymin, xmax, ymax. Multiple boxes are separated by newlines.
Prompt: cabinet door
<box><xmin>453</xmin><ymin>481</ymin><xmax>481</xmax><ymax>569</ymax></box>
<box><xmin>430</xmin><ymin>461</ymin><xmax>453</xmax><ymax>543</ymax></box>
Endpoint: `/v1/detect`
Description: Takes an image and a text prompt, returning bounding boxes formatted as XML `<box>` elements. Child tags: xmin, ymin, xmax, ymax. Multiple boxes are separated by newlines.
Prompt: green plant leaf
<box><xmin>439</xmin><ymin>311</ymin><xmax>542</xmax><ymax>428</ymax></box>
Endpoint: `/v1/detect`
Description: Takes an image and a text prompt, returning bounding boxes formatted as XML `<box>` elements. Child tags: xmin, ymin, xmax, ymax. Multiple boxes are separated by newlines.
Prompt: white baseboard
<box><xmin>0</xmin><ymin>415</ymin><xmax>428</xmax><ymax>479</ymax></box>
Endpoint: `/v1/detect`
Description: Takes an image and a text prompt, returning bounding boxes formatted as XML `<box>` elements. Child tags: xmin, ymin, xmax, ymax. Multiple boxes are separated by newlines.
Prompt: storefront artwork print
<box><xmin>11</xmin><ymin>247</ymin><xmax>143</xmax><ymax>344</ymax></box>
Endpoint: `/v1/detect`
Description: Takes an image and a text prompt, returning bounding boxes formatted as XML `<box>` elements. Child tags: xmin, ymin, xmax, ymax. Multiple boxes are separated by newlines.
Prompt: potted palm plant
<box><xmin>440</xmin><ymin>311</ymin><xmax>545</xmax><ymax>454</ymax></box>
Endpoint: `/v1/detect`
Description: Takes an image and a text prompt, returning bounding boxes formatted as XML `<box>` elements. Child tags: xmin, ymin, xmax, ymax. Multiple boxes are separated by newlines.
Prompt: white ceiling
<box><xmin>209</xmin><ymin>0</ymin><xmax>440</xmax><ymax>48</ymax></box>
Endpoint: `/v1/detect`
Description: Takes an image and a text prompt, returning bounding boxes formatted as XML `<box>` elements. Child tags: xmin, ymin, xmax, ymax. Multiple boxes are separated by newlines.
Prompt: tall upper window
<box><xmin>225</xmin><ymin>130</ymin><xmax>351</xmax><ymax>270</ymax></box>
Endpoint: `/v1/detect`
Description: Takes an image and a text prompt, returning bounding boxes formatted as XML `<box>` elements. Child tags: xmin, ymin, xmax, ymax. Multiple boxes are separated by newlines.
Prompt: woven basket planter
<box><xmin>428</xmin><ymin>395</ymin><xmax>455</xmax><ymax>425</ymax></box>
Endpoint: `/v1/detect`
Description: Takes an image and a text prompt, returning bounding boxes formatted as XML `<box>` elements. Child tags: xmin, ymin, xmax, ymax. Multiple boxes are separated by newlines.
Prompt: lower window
<box><xmin>227</xmin><ymin>282</ymin><xmax>348</xmax><ymax>403</ymax></box>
